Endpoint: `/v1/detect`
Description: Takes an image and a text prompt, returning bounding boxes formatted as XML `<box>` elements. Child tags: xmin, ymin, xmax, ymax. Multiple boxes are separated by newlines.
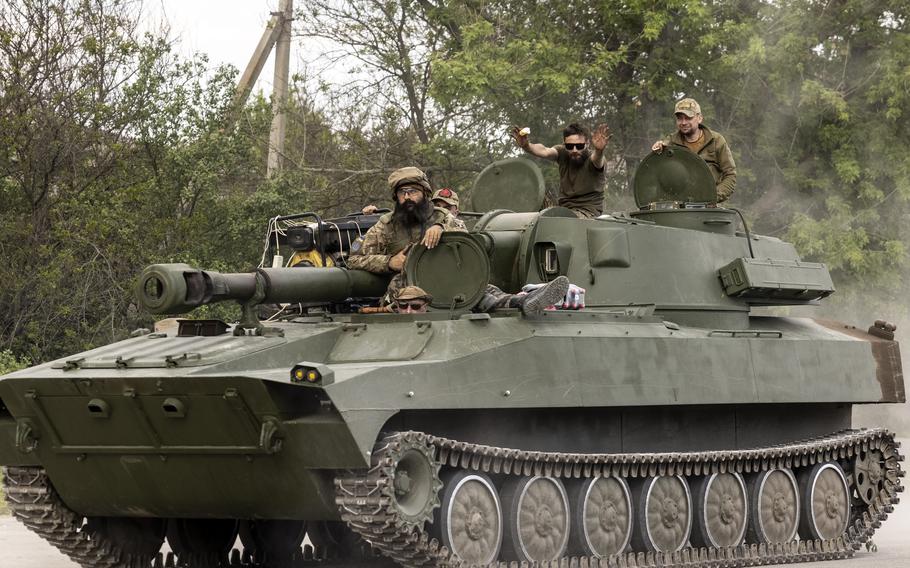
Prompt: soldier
<box><xmin>348</xmin><ymin>167</ymin><xmax>574</xmax><ymax>315</ymax></box>
<box><xmin>391</xmin><ymin>286</ymin><xmax>432</xmax><ymax>314</ymax></box>
<box><xmin>510</xmin><ymin>122</ymin><xmax>611</xmax><ymax>218</ymax></box>
<box><xmin>347</xmin><ymin>166</ymin><xmax>463</xmax><ymax>304</ymax></box>
<box><xmin>476</xmin><ymin>276</ymin><xmax>571</xmax><ymax>316</ymax></box>
<box><xmin>651</xmin><ymin>98</ymin><xmax>736</xmax><ymax>203</ymax></box>
<box><xmin>431</xmin><ymin>188</ymin><xmax>467</xmax><ymax>230</ymax></box>
<box><xmin>381</xmin><ymin>281</ymin><xmax>573</xmax><ymax>317</ymax></box>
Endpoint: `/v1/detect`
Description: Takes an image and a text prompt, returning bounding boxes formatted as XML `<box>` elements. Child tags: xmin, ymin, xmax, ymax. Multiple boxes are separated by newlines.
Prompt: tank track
<box><xmin>2</xmin><ymin>465</ymin><xmax>157</xmax><ymax>568</ymax></box>
<box><xmin>0</xmin><ymin>429</ymin><xmax>902</xmax><ymax>568</ymax></box>
<box><xmin>335</xmin><ymin>429</ymin><xmax>904</xmax><ymax>568</ymax></box>
<box><xmin>1</xmin><ymin>465</ymin><xmax>389</xmax><ymax>568</ymax></box>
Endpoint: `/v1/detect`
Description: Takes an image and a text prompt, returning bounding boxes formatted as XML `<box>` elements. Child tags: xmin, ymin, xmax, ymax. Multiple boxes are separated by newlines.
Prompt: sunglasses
<box><xmin>396</xmin><ymin>301</ymin><xmax>426</xmax><ymax>310</ymax></box>
<box><xmin>396</xmin><ymin>187</ymin><xmax>423</xmax><ymax>197</ymax></box>
<box><xmin>565</xmin><ymin>143</ymin><xmax>587</xmax><ymax>151</ymax></box>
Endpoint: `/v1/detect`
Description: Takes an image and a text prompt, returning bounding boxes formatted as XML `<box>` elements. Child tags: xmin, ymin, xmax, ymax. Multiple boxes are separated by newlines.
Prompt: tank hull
<box><xmin>0</xmin><ymin>312</ymin><xmax>900</xmax><ymax>521</ymax></box>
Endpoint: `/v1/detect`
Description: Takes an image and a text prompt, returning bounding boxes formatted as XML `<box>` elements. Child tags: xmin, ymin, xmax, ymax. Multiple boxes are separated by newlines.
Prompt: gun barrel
<box><xmin>137</xmin><ymin>263</ymin><xmax>389</xmax><ymax>314</ymax></box>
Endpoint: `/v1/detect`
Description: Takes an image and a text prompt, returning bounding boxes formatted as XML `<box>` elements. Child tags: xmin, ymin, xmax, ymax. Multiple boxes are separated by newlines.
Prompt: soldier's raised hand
<box><xmin>592</xmin><ymin>124</ymin><xmax>611</xmax><ymax>151</ymax></box>
<box><xmin>510</xmin><ymin>126</ymin><xmax>530</xmax><ymax>150</ymax></box>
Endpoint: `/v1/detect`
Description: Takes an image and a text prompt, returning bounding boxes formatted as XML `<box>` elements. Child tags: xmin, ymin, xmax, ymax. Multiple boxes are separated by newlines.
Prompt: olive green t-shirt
<box><xmin>555</xmin><ymin>145</ymin><xmax>606</xmax><ymax>218</ymax></box>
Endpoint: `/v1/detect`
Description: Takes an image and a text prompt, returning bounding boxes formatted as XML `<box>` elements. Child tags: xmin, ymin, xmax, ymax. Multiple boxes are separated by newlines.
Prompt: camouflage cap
<box><xmin>395</xmin><ymin>285</ymin><xmax>432</xmax><ymax>302</ymax></box>
<box><xmin>674</xmin><ymin>98</ymin><xmax>701</xmax><ymax>118</ymax></box>
<box><xmin>388</xmin><ymin>167</ymin><xmax>431</xmax><ymax>198</ymax></box>
<box><xmin>431</xmin><ymin>187</ymin><xmax>459</xmax><ymax>207</ymax></box>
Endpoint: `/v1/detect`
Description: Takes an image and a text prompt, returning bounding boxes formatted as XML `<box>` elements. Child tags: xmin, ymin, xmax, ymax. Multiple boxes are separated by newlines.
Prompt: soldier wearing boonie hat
<box><xmin>349</xmin><ymin>169</ymin><xmax>583</xmax><ymax>317</ymax></box>
<box><xmin>651</xmin><ymin>97</ymin><xmax>737</xmax><ymax>203</ymax></box>
<box><xmin>392</xmin><ymin>285</ymin><xmax>433</xmax><ymax>313</ymax></box>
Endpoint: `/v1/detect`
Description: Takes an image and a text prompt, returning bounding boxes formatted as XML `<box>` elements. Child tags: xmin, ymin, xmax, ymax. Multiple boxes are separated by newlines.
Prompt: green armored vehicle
<box><xmin>0</xmin><ymin>149</ymin><xmax>904</xmax><ymax>568</ymax></box>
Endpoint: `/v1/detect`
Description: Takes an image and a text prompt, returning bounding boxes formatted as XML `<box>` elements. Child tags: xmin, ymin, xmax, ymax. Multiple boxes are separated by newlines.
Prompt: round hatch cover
<box><xmin>633</xmin><ymin>147</ymin><xmax>716</xmax><ymax>207</ymax></box>
<box><xmin>405</xmin><ymin>233</ymin><xmax>490</xmax><ymax>310</ymax></box>
<box><xmin>470</xmin><ymin>157</ymin><xmax>545</xmax><ymax>213</ymax></box>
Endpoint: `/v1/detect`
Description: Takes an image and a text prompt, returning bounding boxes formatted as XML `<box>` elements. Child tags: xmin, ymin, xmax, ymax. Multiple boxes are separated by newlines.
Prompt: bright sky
<box><xmin>144</xmin><ymin>0</ymin><xmax>300</xmax><ymax>95</ymax></box>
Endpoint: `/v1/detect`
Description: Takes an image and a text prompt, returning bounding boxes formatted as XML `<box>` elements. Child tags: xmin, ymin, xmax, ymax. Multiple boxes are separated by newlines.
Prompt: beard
<box><xmin>392</xmin><ymin>196</ymin><xmax>434</xmax><ymax>229</ymax></box>
<box><xmin>569</xmin><ymin>149</ymin><xmax>589</xmax><ymax>165</ymax></box>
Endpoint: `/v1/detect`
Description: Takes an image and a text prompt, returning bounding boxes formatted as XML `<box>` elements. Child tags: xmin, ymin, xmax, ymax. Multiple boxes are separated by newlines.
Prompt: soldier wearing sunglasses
<box><xmin>511</xmin><ymin>122</ymin><xmax>610</xmax><ymax>218</ymax></box>
<box><xmin>392</xmin><ymin>286</ymin><xmax>432</xmax><ymax>313</ymax></box>
<box><xmin>348</xmin><ymin>167</ymin><xmax>463</xmax><ymax>304</ymax></box>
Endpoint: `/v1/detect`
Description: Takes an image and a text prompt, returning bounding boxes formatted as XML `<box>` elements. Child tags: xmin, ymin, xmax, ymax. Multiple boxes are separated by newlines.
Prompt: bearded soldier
<box><xmin>348</xmin><ymin>166</ymin><xmax>572</xmax><ymax>315</ymax></box>
<box><xmin>346</xmin><ymin>167</ymin><xmax>463</xmax><ymax>303</ymax></box>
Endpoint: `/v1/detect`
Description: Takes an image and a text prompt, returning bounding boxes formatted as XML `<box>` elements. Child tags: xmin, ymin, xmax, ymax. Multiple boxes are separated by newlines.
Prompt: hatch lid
<box><xmin>405</xmin><ymin>233</ymin><xmax>491</xmax><ymax>310</ymax></box>
<box><xmin>470</xmin><ymin>157</ymin><xmax>545</xmax><ymax>213</ymax></box>
<box><xmin>633</xmin><ymin>147</ymin><xmax>716</xmax><ymax>207</ymax></box>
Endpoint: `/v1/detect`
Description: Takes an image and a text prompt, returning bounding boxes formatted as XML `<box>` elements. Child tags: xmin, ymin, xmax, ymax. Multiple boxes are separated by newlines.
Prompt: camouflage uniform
<box><xmin>350</xmin><ymin>168</ymin><xmax>564</xmax><ymax>311</ymax></box>
<box><xmin>476</xmin><ymin>285</ymin><xmax>522</xmax><ymax>311</ymax></box>
<box><xmin>347</xmin><ymin>207</ymin><xmax>465</xmax><ymax>303</ymax></box>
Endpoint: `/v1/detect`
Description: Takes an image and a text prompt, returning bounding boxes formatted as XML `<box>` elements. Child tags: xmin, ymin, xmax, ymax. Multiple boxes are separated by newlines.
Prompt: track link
<box><xmin>335</xmin><ymin>429</ymin><xmax>904</xmax><ymax>567</ymax></box>
<box><xmin>1</xmin><ymin>467</ymin><xmax>388</xmax><ymax>568</ymax></box>
<box><xmin>2</xmin><ymin>465</ymin><xmax>156</xmax><ymax>568</ymax></box>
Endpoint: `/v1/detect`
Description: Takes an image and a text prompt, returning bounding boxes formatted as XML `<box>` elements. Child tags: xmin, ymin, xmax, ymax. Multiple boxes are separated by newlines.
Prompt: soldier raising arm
<box><xmin>510</xmin><ymin>123</ymin><xmax>611</xmax><ymax>218</ymax></box>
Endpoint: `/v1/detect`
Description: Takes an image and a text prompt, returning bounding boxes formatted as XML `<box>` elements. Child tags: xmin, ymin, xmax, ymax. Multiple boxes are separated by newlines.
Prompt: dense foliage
<box><xmin>1</xmin><ymin>0</ymin><xmax>908</xmax><ymax>364</ymax></box>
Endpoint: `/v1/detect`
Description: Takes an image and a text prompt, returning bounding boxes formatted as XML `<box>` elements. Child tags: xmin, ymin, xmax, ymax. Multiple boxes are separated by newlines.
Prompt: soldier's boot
<box><xmin>514</xmin><ymin>276</ymin><xmax>570</xmax><ymax>316</ymax></box>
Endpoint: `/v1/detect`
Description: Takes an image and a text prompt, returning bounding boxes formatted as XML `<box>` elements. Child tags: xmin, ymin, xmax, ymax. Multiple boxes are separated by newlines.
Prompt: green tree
<box><xmin>706</xmin><ymin>0</ymin><xmax>910</xmax><ymax>318</ymax></box>
<box><xmin>0</xmin><ymin>1</ymin><xmax>268</xmax><ymax>360</ymax></box>
<box><xmin>295</xmin><ymin>0</ymin><xmax>492</xmax><ymax>197</ymax></box>
<box><xmin>429</xmin><ymin>0</ymin><xmax>910</xmax><ymax>317</ymax></box>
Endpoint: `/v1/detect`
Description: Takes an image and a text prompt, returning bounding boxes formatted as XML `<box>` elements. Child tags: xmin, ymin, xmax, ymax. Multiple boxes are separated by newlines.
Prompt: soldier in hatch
<box><xmin>348</xmin><ymin>167</ymin><xmax>572</xmax><ymax>315</ymax></box>
<box><xmin>391</xmin><ymin>286</ymin><xmax>432</xmax><ymax>314</ymax></box>
<box><xmin>510</xmin><ymin>122</ymin><xmax>611</xmax><ymax>218</ymax></box>
<box><xmin>346</xmin><ymin>167</ymin><xmax>462</xmax><ymax>303</ymax></box>
<box><xmin>651</xmin><ymin>98</ymin><xmax>736</xmax><ymax>203</ymax></box>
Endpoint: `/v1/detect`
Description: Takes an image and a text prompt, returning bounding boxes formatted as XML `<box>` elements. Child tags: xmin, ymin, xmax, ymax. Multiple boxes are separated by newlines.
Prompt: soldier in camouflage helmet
<box><xmin>347</xmin><ymin>167</ymin><xmax>464</xmax><ymax>304</ymax></box>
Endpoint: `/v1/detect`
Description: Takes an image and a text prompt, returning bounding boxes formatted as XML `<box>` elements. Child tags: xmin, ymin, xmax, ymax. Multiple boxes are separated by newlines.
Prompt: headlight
<box><xmin>290</xmin><ymin>362</ymin><xmax>334</xmax><ymax>386</ymax></box>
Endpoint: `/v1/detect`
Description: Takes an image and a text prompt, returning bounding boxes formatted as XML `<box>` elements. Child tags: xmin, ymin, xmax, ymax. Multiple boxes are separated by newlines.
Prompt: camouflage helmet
<box><xmin>431</xmin><ymin>187</ymin><xmax>459</xmax><ymax>207</ymax></box>
<box><xmin>395</xmin><ymin>285</ymin><xmax>432</xmax><ymax>303</ymax></box>
<box><xmin>388</xmin><ymin>167</ymin><xmax>431</xmax><ymax>199</ymax></box>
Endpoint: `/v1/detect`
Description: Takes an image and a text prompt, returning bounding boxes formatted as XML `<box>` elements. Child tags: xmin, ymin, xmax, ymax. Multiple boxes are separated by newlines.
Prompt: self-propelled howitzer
<box><xmin>0</xmin><ymin>149</ymin><xmax>904</xmax><ymax>568</ymax></box>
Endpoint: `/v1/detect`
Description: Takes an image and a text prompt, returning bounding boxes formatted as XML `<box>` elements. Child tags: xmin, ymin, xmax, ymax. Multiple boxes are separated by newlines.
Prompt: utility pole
<box><xmin>234</xmin><ymin>0</ymin><xmax>294</xmax><ymax>177</ymax></box>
